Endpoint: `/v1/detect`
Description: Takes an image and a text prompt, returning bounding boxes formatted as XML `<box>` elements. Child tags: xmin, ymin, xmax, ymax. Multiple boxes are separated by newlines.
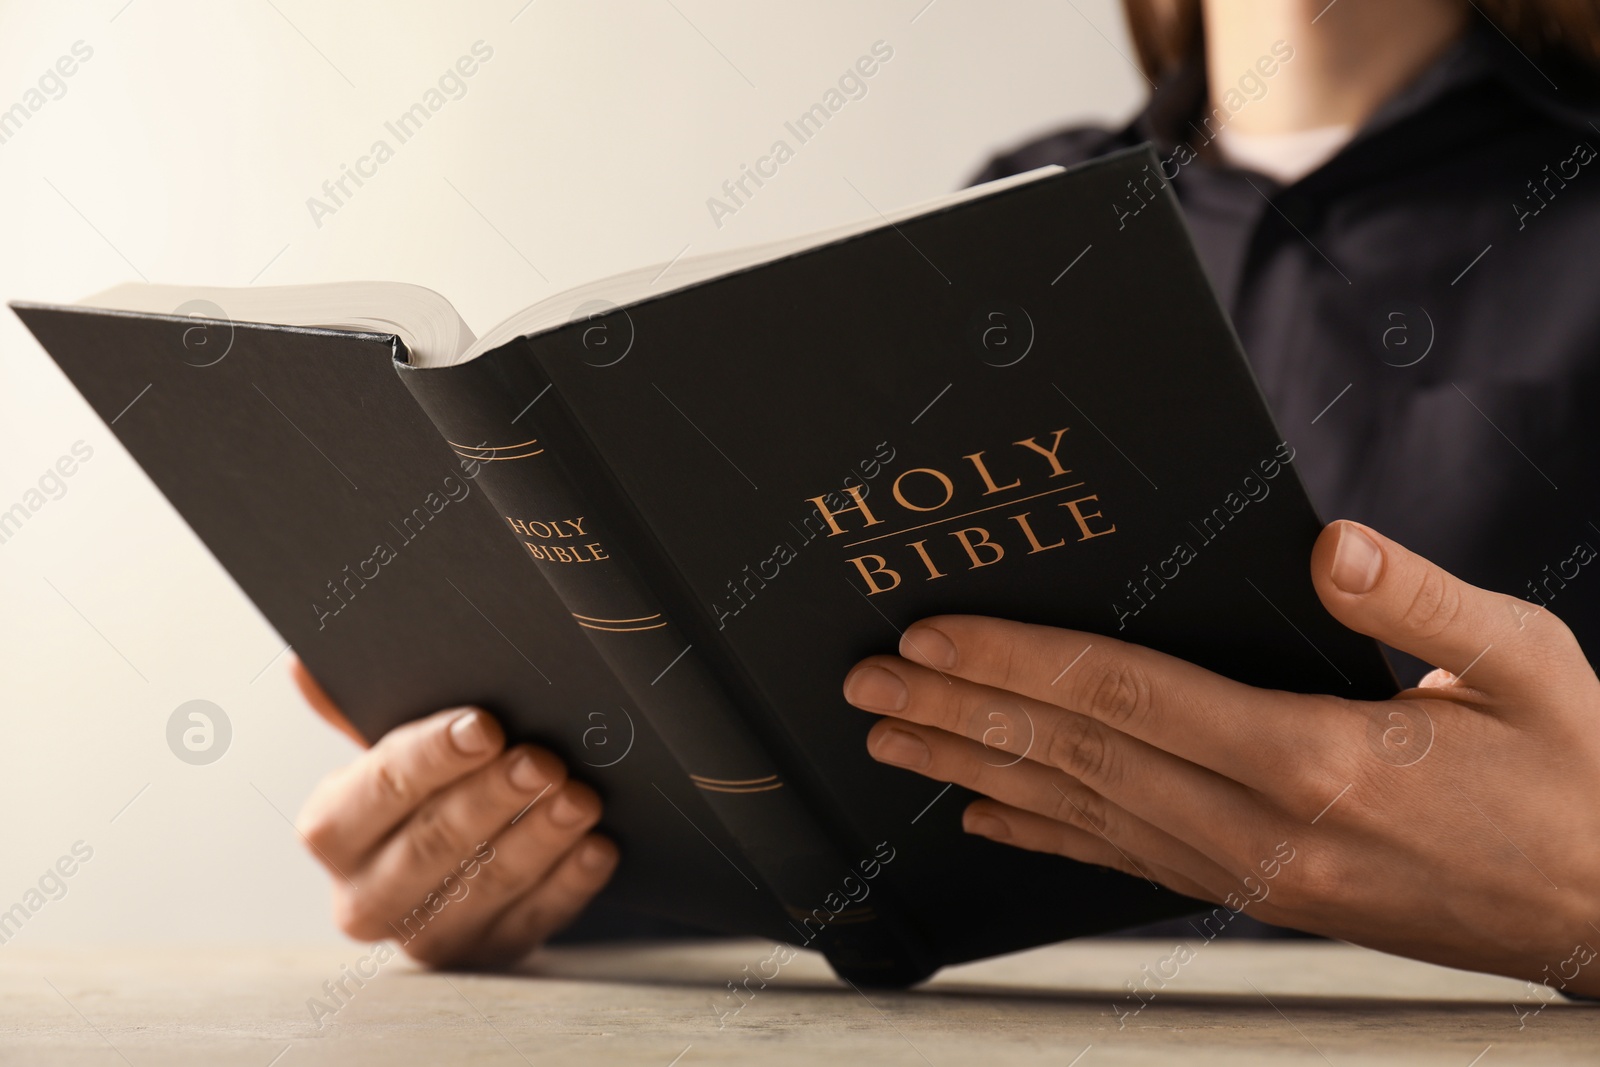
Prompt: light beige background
<box><xmin>0</xmin><ymin>0</ymin><xmax>1142</xmax><ymax>944</ymax></box>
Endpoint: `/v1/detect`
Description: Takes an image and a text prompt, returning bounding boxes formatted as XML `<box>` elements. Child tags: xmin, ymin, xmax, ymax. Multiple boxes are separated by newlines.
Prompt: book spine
<box><xmin>397</xmin><ymin>343</ymin><xmax>934</xmax><ymax>985</ymax></box>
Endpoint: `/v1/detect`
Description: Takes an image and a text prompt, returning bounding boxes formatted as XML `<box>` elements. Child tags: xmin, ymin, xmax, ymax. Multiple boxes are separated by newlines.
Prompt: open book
<box><xmin>14</xmin><ymin>146</ymin><xmax>1395</xmax><ymax>986</ymax></box>
<box><xmin>83</xmin><ymin>164</ymin><xmax>1060</xmax><ymax>370</ymax></box>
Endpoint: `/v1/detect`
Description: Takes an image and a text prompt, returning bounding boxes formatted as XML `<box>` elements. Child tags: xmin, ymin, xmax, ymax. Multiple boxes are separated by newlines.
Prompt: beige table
<box><xmin>0</xmin><ymin>939</ymin><xmax>1592</xmax><ymax>1065</ymax></box>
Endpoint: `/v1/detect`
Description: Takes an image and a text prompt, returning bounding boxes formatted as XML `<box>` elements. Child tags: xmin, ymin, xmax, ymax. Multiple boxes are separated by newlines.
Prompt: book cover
<box><xmin>14</xmin><ymin>146</ymin><xmax>1395</xmax><ymax>984</ymax></box>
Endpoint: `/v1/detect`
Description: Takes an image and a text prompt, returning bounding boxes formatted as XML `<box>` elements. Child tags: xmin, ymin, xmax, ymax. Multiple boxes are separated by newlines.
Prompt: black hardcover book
<box><xmin>13</xmin><ymin>146</ymin><xmax>1396</xmax><ymax>986</ymax></box>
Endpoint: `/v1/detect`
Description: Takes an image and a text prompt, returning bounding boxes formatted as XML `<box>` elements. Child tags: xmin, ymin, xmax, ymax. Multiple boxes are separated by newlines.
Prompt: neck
<box><xmin>1202</xmin><ymin>0</ymin><xmax>1470</xmax><ymax>134</ymax></box>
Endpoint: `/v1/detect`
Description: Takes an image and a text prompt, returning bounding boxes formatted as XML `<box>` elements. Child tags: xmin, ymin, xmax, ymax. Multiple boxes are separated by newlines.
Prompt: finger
<box><xmin>457</xmin><ymin>835</ymin><xmax>620</xmax><ymax>968</ymax></box>
<box><xmin>847</xmin><ymin>649</ymin><xmax>1327</xmax><ymax>806</ymax></box>
<box><xmin>291</xmin><ymin>655</ymin><xmax>368</xmax><ymax>748</ymax></box>
<box><xmin>370</xmin><ymin>781</ymin><xmax>604</xmax><ymax>959</ymax></box>
<box><xmin>867</xmin><ymin>710</ymin><xmax>1252</xmax><ymax>881</ymax></box>
<box><xmin>297</xmin><ymin>706</ymin><xmax>505</xmax><ymax>866</ymax></box>
<box><xmin>1416</xmin><ymin>667</ymin><xmax>1456</xmax><ymax>689</ymax></box>
<box><xmin>961</xmin><ymin>799</ymin><xmax>1221</xmax><ymax>905</ymax></box>
<box><xmin>345</xmin><ymin>746</ymin><xmax>570</xmax><ymax>924</ymax></box>
<box><xmin>356</xmin><ymin>839</ymin><xmax>496</xmax><ymax>963</ymax></box>
<box><xmin>863</xmin><ymin>709</ymin><xmax>1268</xmax><ymax>878</ymax></box>
<box><xmin>888</xmin><ymin>616</ymin><xmax>1325</xmax><ymax>784</ymax></box>
<box><xmin>1310</xmin><ymin>521</ymin><xmax>1585</xmax><ymax>700</ymax></box>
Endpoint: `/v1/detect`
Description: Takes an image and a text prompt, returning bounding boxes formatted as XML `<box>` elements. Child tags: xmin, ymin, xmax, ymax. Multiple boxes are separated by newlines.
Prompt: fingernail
<box><xmin>900</xmin><ymin>626</ymin><xmax>956</xmax><ymax>669</ymax></box>
<box><xmin>1331</xmin><ymin>523</ymin><xmax>1383</xmax><ymax>594</ymax></box>
<box><xmin>448</xmin><ymin>710</ymin><xmax>492</xmax><ymax>755</ymax></box>
<box><xmin>870</xmin><ymin>727</ymin><xmax>930</xmax><ymax>769</ymax></box>
<box><xmin>578</xmin><ymin>838</ymin><xmax>614</xmax><ymax>871</ymax></box>
<box><xmin>964</xmin><ymin>810</ymin><xmax>1009</xmax><ymax>839</ymax></box>
<box><xmin>549</xmin><ymin>790</ymin><xmax>588</xmax><ymax>828</ymax></box>
<box><xmin>508</xmin><ymin>751</ymin><xmax>544</xmax><ymax>791</ymax></box>
<box><xmin>844</xmin><ymin>666</ymin><xmax>908</xmax><ymax>712</ymax></box>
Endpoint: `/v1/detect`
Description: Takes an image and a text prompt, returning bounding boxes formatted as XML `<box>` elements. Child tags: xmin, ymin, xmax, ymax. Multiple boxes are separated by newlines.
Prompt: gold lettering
<box><xmin>907</xmin><ymin>539</ymin><xmax>946</xmax><ymax>580</ymax></box>
<box><xmin>808</xmin><ymin>485</ymin><xmax>882</xmax><ymax>536</ymax></box>
<box><xmin>524</xmin><ymin>539</ymin><xmax>609</xmax><ymax>563</ymax></box>
<box><xmin>1014</xmin><ymin>427</ymin><xmax>1072</xmax><ymax>477</ymax></box>
<box><xmin>1010</xmin><ymin>512</ymin><xmax>1066</xmax><ymax>553</ymax></box>
<box><xmin>952</xmin><ymin>527</ymin><xmax>1004</xmax><ymax>569</ymax></box>
<box><xmin>1062</xmin><ymin>495</ymin><xmax>1116</xmax><ymax>540</ymax></box>
<box><xmin>848</xmin><ymin>554</ymin><xmax>901</xmax><ymax>594</ymax></box>
<box><xmin>509</xmin><ymin>516</ymin><xmax>591</xmax><ymax>539</ymax></box>
<box><xmin>891</xmin><ymin>468</ymin><xmax>955</xmax><ymax>512</ymax></box>
<box><xmin>962</xmin><ymin>451</ymin><xmax>1021</xmax><ymax>495</ymax></box>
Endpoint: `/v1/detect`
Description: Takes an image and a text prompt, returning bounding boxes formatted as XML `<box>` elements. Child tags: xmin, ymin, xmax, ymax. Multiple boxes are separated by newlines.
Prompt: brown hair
<box><xmin>1122</xmin><ymin>0</ymin><xmax>1600</xmax><ymax>82</ymax></box>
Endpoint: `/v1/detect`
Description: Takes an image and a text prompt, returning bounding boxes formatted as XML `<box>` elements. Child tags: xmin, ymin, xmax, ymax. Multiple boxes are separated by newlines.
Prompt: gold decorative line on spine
<box><xmin>449</xmin><ymin>436</ymin><xmax>543</xmax><ymax>462</ymax></box>
<box><xmin>445</xmin><ymin>436</ymin><xmax>539</xmax><ymax>450</ymax></box>
<box><xmin>572</xmin><ymin>612</ymin><xmax>663</xmax><ymax>624</ymax></box>
<box><xmin>689</xmin><ymin>774</ymin><xmax>779</xmax><ymax>786</ymax></box>
<box><xmin>690</xmin><ymin>774</ymin><xmax>783</xmax><ymax>794</ymax></box>
<box><xmin>452</xmin><ymin>448</ymin><xmax>544</xmax><ymax>461</ymax></box>
<box><xmin>574</xmin><ymin>620</ymin><xmax>670</xmax><ymax>632</ymax></box>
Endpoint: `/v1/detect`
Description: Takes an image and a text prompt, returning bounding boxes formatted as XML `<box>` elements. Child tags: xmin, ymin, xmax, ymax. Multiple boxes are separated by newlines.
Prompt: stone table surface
<box><xmin>0</xmin><ymin>939</ymin><xmax>1593</xmax><ymax>1065</ymax></box>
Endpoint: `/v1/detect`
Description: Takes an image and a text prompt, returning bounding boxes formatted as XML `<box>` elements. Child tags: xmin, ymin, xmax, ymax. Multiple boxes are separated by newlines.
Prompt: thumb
<box><xmin>1310</xmin><ymin>520</ymin><xmax>1569</xmax><ymax>696</ymax></box>
<box><xmin>289</xmin><ymin>655</ymin><xmax>370</xmax><ymax>748</ymax></box>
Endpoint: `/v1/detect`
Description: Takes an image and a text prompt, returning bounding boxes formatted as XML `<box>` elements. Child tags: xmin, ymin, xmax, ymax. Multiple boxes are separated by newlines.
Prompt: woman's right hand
<box><xmin>290</xmin><ymin>657</ymin><xmax>618</xmax><ymax>968</ymax></box>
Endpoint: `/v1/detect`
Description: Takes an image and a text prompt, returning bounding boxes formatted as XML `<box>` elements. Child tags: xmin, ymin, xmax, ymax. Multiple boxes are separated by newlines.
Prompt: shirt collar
<box><xmin>1132</xmin><ymin>21</ymin><xmax>1600</xmax><ymax>166</ymax></box>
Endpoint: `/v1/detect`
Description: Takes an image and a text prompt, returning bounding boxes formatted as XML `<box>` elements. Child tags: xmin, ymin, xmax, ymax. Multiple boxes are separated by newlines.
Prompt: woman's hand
<box><xmin>844</xmin><ymin>520</ymin><xmax>1600</xmax><ymax>997</ymax></box>
<box><xmin>291</xmin><ymin>660</ymin><xmax>618</xmax><ymax>968</ymax></box>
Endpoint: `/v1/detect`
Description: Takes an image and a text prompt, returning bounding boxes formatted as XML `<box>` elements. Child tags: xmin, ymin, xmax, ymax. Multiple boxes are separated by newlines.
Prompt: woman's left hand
<box><xmin>843</xmin><ymin>519</ymin><xmax>1600</xmax><ymax>997</ymax></box>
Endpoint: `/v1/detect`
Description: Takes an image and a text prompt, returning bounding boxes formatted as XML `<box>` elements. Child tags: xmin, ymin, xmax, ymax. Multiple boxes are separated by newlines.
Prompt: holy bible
<box><xmin>14</xmin><ymin>146</ymin><xmax>1395</xmax><ymax>986</ymax></box>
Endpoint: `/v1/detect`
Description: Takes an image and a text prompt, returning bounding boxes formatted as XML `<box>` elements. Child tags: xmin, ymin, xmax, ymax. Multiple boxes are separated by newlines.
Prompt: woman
<box><xmin>296</xmin><ymin>0</ymin><xmax>1600</xmax><ymax>995</ymax></box>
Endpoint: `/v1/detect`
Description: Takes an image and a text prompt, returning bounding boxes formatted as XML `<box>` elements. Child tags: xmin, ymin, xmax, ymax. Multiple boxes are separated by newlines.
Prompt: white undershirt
<box><xmin>1214</xmin><ymin>124</ymin><xmax>1357</xmax><ymax>185</ymax></box>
